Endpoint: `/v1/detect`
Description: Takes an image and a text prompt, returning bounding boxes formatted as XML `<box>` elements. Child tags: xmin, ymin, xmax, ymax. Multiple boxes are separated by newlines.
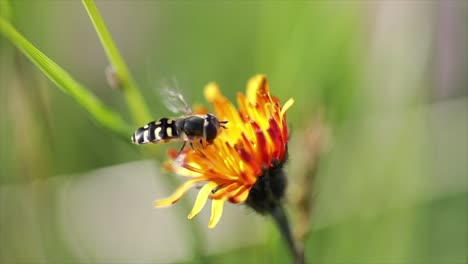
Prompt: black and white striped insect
<box><xmin>131</xmin><ymin>83</ymin><xmax>228</xmax><ymax>153</ymax></box>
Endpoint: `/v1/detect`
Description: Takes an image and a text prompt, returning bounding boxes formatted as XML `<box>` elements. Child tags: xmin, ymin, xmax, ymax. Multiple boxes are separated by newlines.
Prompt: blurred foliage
<box><xmin>0</xmin><ymin>17</ymin><xmax>131</xmax><ymax>140</ymax></box>
<box><xmin>1</xmin><ymin>1</ymin><xmax>467</xmax><ymax>264</ymax></box>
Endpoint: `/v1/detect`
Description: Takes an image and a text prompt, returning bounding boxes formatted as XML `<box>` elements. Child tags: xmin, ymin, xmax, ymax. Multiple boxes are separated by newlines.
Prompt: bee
<box><xmin>131</xmin><ymin>82</ymin><xmax>228</xmax><ymax>153</ymax></box>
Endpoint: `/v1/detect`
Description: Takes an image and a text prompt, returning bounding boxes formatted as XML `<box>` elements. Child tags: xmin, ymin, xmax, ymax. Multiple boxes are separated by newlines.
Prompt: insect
<box><xmin>131</xmin><ymin>82</ymin><xmax>228</xmax><ymax>154</ymax></box>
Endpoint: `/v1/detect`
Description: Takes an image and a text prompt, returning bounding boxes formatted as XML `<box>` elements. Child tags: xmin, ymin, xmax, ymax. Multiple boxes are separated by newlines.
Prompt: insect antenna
<box><xmin>220</xmin><ymin>120</ymin><xmax>228</xmax><ymax>129</ymax></box>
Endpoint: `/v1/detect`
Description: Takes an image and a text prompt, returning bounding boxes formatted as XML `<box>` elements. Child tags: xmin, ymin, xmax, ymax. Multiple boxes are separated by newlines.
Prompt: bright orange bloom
<box><xmin>154</xmin><ymin>75</ymin><xmax>294</xmax><ymax>228</ymax></box>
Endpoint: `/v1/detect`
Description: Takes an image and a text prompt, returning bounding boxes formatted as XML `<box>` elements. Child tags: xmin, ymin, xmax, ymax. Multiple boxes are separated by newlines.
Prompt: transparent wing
<box><xmin>159</xmin><ymin>77</ymin><xmax>192</xmax><ymax>115</ymax></box>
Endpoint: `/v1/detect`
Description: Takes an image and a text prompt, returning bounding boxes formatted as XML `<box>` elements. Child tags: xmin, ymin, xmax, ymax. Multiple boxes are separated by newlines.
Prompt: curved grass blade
<box><xmin>0</xmin><ymin>18</ymin><xmax>131</xmax><ymax>140</ymax></box>
<box><xmin>0</xmin><ymin>0</ymin><xmax>12</xmax><ymax>22</ymax></box>
<box><xmin>81</xmin><ymin>0</ymin><xmax>151</xmax><ymax>125</ymax></box>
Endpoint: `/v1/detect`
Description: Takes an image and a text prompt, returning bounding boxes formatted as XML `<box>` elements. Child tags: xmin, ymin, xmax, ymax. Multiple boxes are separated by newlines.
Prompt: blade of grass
<box><xmin>81</xmin><ymin>0</ymin><xmax>151</xmax><ymax>126</ymax></box>
<box><xmin>0</xmin><ymin>0</ymin><xmax>12</xmax><ymax>22</ymax></box>
<box><xmin>0</xmin><ymin>18</ymin><xmax>131</xmax><ymax>140</ymax></box>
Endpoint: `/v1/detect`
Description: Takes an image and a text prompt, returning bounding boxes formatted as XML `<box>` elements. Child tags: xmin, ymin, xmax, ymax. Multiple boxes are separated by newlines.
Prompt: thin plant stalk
<box><xmin>81</xmin><ymin>0</ymin><xmax>151</xmax><ymax>126</ymax></box>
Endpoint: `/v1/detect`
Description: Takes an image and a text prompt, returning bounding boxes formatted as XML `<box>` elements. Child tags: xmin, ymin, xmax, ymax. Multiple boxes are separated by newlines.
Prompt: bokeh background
<box><xmin>1</xmin><ymin>1</ymin><xmax>467</xmax><ymax>263</ymax></box>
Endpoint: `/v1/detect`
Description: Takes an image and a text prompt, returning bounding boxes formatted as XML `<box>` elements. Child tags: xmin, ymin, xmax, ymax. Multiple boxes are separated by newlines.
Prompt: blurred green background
<box><xmin>1</xmin><ymin>1</ymin><xmax>467</xmax><ymax>263</ymax></box>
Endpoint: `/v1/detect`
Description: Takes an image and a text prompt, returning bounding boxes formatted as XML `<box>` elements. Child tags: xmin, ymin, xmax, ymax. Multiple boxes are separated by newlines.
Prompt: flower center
<box><xmin>245</xmin><ymin>157</ymin><xmax>288</xmax><ymax>214</ymax></box>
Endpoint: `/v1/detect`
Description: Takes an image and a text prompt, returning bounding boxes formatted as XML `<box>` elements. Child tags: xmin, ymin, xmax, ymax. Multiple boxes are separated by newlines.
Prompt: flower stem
<box><xmin>270</xmin><ymin>204</ymin><xmax>305</xmax><ymax>264</ymax></box>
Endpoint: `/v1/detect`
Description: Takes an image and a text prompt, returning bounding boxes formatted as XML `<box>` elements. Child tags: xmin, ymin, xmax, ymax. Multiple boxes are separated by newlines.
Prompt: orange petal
<box><xmin>192</xmin><ymin>104</ymin><xmax>209</xmax><ymax>115</ymax></box>
<box><xmin>236</xmin><ymin>92</ymin><xmax>249</xmax><ymax>116</ymax></box>
<box><xmin>210</xmin><ymin>182</ymin><xmax>239</xmax><ymax>199</ymax></box>
<box><xmin>236</xmin><ymin>147</ymin><xmax>260</xmax><ymax>184</ymax></box>
<box><xmin>204</xmin><ymin>83</ymin><xmax>244</xmax><ymax>141</ymax></box>
<box><xmin>229</xmin><ymin>185</ymin><xmax>250</xmax><ymax>204</ymax></box>
<box><xmin>252</xmin><ymin>121</ymin><xmax>269</xmax><ymax>166</ymax></box>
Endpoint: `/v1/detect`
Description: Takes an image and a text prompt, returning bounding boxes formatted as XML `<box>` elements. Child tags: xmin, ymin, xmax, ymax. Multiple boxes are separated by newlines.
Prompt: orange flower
<box><xmin>154</xmin><ymin>75</ymin><xmax>294</xmax><ymax>228</ymax></box>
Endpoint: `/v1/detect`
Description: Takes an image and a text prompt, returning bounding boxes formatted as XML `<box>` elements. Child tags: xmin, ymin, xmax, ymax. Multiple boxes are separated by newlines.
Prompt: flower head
<box><xmin>154</xmin><ymin>75</ymin><xmax>294</xmax><ymax>228</ymax></box>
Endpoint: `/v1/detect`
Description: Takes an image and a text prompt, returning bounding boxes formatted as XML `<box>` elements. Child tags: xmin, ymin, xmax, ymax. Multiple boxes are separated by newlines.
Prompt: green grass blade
<box><xmin>0</xmin><ymin>1</ymin><xmax>12</xmax><ymax>22</ymax></box>
<box><xmin>81</xmin><ymin>0</ymin><xmax>151</xmax><ymax>125</ymax></box>
<box><xmin>0</xmin><ymin>17</ymin><xmax>132</xmax><ymax>140</ymax></box>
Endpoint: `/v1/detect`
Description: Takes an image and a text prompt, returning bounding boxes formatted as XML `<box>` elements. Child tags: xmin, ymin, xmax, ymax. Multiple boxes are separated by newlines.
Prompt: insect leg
<box><xmin>177</xmin><ymin>141</ymin><xmax>187</xmax><ymax>157</ymax></box>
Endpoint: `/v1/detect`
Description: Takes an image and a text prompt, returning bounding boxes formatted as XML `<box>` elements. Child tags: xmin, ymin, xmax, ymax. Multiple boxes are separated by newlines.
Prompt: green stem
<box><xmin>0</xmin><ymin>18</ymin><xmax>131</xmax><ymax>140</ymax></box>
<box><xmin>81</xmin><ymin>0</ymin><xmax>151</xmax><ymax>126</ymax></box>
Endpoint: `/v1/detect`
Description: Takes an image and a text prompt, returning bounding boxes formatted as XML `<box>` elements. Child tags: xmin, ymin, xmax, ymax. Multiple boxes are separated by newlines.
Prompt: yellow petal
<box><xmin>280</xmin><ymin>98</ymin><xmax>294</xmax><ymax>117</ymax></box>
<box><xmin>172</xmin><ymin>165</ymin><xmax>203</xmax><ymax>178</ymax></box>
<box><xmin>204</xmin><ymin>82</ymin><xmax>222</xmax><ymax>102</ymax></box>
<box><xmin>153</xmin><ymin>177</ymin><xmax>207</xmax><ymax>207</ymax></box>
<box><xmin>208</xmin><ymin>199</ymin><xmax>225</xmax><ymax>228</ymax></box>
<box><xmin>246</xmin><ymin>75</ymin><xmax>266</xmax><ymax>104</ymax></box>
<box><xmin>188</xmin><ymin>181</ymin><xmax>218</xmax><ymax>219</ymax></box>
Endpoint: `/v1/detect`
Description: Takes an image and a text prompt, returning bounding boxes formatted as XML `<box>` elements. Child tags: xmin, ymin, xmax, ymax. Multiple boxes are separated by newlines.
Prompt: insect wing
<box><xmin>159</xmin><ymin>78</ymin><xmax>193</xmax><ymax>115</ymax></box>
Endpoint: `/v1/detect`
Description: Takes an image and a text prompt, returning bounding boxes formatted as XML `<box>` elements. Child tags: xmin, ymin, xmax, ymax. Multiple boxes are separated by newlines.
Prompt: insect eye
<box><xmin>206</xmin><ymin>113</ymin><xmax>215</xmax><ymax>120</ymax></box>
<box><xmin>205</xmin><ymin>122</ymin><xmax>218</xmax><ymax>143</ymax></box>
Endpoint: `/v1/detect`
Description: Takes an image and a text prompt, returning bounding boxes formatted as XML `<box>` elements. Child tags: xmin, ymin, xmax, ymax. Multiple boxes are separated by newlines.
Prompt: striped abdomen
<box><xmin>131</xmin><ymin>118</ymin><xmax>180</xmax><ymax>144</ymax></box>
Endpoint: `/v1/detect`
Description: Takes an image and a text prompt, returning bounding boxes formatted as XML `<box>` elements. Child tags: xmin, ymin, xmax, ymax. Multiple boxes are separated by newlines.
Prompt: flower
<box><xmin>154</xmin><ymin>75</ymin><xmax>294</xmax><ymax>228</ymax></box>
